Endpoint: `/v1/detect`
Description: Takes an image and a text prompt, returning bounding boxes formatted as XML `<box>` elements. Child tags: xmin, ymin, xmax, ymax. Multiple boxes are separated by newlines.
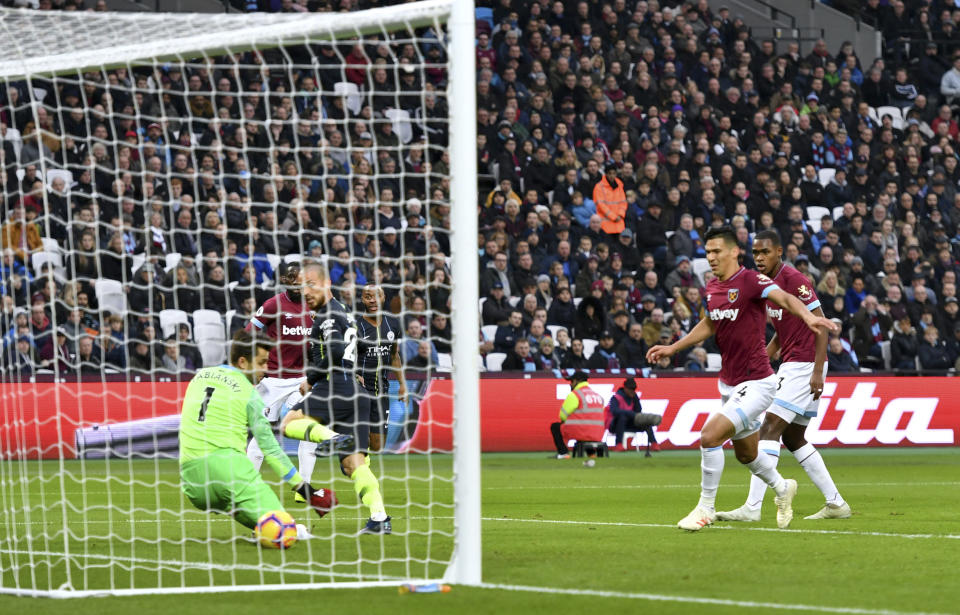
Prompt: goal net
<box><xmin>0</xmin><ymin>0</ymin><xmax>479</xmax><ymax>596</ymax></box>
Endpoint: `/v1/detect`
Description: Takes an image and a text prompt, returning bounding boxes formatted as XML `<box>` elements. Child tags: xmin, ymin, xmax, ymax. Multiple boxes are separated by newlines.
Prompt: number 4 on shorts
<box><xmin>736</xmin><ymin>386</ymin><xmax>747</xmax><ymax>399</ymax></box>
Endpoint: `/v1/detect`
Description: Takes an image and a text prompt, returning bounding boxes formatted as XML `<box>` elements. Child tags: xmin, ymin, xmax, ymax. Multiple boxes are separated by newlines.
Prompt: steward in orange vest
<box><xmin>592</xmin><ymin>164</ymin><xmax>627</xmax><ymax>237</ymax></box>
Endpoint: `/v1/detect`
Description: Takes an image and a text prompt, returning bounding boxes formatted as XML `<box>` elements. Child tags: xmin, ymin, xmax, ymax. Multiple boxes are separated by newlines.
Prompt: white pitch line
<box><xmin>481</xmin><ymin>583</ymin><xmax>953</xmax><ymax>615</ymax></box>
<box><xmin>480</xmin><ymin>517</ymin><xmax>960</xmax><ymax>541</ymax></box>
<box><xmin>3</xmin><ymin>515</ymin><xmax>959</xmax><ymax>542</ymax></box>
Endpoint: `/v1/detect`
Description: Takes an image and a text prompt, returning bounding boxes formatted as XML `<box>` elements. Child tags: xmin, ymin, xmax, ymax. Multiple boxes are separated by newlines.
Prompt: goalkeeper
<box><xmin>179</xmin><ymin>329</ymin><xmax>338</xmax><ymax>531</ymax></box>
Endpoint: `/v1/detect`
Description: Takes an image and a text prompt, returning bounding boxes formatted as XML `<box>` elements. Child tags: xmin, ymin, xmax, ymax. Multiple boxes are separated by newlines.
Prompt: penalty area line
<box><xmin>480</xmin><ymin>583</ymin><xmax>952</xmax><ymax>615</ymax></box>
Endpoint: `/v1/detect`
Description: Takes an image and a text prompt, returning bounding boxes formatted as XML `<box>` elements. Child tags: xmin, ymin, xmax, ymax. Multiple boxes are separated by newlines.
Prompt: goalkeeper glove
<box><xmin>294</xmin><ymin>482</ymin><xmax>339</xmax><ymax>518</ymax></box>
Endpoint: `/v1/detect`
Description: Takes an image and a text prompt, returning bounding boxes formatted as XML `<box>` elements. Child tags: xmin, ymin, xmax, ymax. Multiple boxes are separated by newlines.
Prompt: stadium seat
<box><xmin>163</xmin><ymin>252</ymin><xmax>181</xmax><ymax>273</ymax></box>
<box><xmin>867</xmin><ymin>106</ymin><xmax>879</xmax><ymax>124</ymax></box>
<box><xmin>880</xmin><ymin>340</ymin><xmax>892</xmax><ymax>371</ymax></box>
<box><xmin>33</xmin><ymin>87</ymin><xmax>47</xmax><ymax>102</ymax></box>
<box><xmin>199</xmin><ymin>340</ymin><xmax>226</xmax><ymax>367</ymax></box>
<box><xmin>31</xmin><ymin>251</ymin><xmax>64</xmax><ymax>278</ymax></box>
<box><xmin>478</xmin><ymin>297</ymin><xmax>487</xmax><ymax>313</ymax></box>
<box><xmin>546</xmin><ymin>324</ymin><xmax>565</xmax><ymax>338</ymax></box>
<box><xmin>437</xmin><ymin>352</ymin><xmax>452</xmax><ymax>372</ymax></box>
<box><xmin>573</xmin><ymin>297</ymin><xmax>582</xmax><ymax>307</ymax></box>
<box><xmin>832</xmin><ymin>206</ymin><xmax>845</xmax><ymax>220</ymax></box>
<box><xmin>475</xmin><ymin>6</ymin><xmax>494</xmax><ymax>30</ymax></box>
<box><xmin>159</xmin><ymin>309</ymin><xmax>189</xmax><ymax>339</ymax></box>
<box><xmin>224</xmin><ymin>309</ymin><xmax>237</xmax><ymax>328</ymax></box>
<box><xmin>508</xmin><ymin>295</ymin><xmax>520</xmax><ymax>307</ymax></box>
<box><xmin>581</xmin><ymin>338</ymin><xmax>599</xmax><ymax>358</ymax></box>
<box><xmin>45</xmin><ymin>168</ymin><xmax>73</xmax><ymax>189</ymax></box>
<box><xmin>333</xmin><ymin>81</ymin><xmax>362</xmax><ymax>116</ymax></box>
<box><xmin>706</xmin><ymin>353</ymin><xmax>722</xmax><ymax>371</ymax></box>
<box><xmin>194</xmin><ymin>322</ymin><xmax>226</xmax><ymax>343</ymax></box>
<box><xmin>282</xmin><ymin>254</ymin><xmax>302</xmax><ymax>265</ymax></box>
<box><xmin>193</xmin><ymin>309</ymin><xmax>221</xmax><ymax>326</ymax></box>
<box><xmin>2</xmin><ymin>127</ymin><xmax>22</xmax><ymax>160</ymax></box>
<box><xmin>485</xmin><ymin>352</ymin><xmax>506</xmax><ymax>371</ymax></box>
<box><xmin>41</xmin><ymin>237</ymin><xmax>60</xmax><ymax>253</ymax></box>
<box><xmin>95</xmin><ymin>279</ymin><xmax>126</xmax><ymax>316</ymax></box>
<box><xmin>818</xmin><ymin>168</ymin><xmax>836</xmax><ymax>187</ymax></box>
<box><xmin>266</xmin><ymin>253</ymin><xmax>281</xmax><ymax>275</ymax></box>
<box><xmin>385</xmin><ymin>108</ymin><xmax>414</xmax><ymax>144</ymax></box>
<box><xmin>806</xmin><ymin>206</ymin><xmax>831</xmax><ymax>222</ymax></box>
<box><xmin>807</xmin><ymin>219</ymin><xmax>822</xmax><ymax>234</ymax></box>
<box><xmin>131</xmin><ymin>253</ymin><xmax>146</xmax><ymax>274</ymax></box>
<box><xmin>692</xmin><ymin>258</ymin><xmax>711</xmax><ymax>285</ymax></box>
<box><xmin>481</xmin><ymin>324</ymin><xmax>498</xmax><ymax>341</ymax></box>
<box><xmin>876</xmin><ymin>106</ymin><xmax>903</xmax><ymax>129</ymax></box>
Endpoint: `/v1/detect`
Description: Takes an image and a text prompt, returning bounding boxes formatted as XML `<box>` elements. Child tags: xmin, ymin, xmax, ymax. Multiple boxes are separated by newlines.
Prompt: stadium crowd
<box><xmin>1</xmin><ymin>0</ymin><xmax>960</xmax><ymax>378</ymax></box>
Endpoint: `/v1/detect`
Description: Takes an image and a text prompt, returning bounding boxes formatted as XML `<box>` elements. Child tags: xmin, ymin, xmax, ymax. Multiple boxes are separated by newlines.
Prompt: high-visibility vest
<box><xmin>593</xmin><ymin>177</ymin><xmax>627</xmax><ymax>234</ymax></box>
<box><xmin>561</xmin><ymin>385</ymin><xmax>607</xmax><ymax>442</ymax></box>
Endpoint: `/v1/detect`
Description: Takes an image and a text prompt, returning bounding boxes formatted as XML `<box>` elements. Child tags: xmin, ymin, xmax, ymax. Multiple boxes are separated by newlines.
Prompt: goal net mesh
<box><xmin>0</xmin><ymin>0</ymin><xmax>477</xmax><ymax>596</ymax></box>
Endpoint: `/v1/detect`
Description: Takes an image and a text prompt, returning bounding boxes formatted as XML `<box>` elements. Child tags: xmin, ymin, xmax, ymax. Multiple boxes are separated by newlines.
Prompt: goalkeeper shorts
<box><xmin>180</xmin><ymin>449</ymin><xmax>284</xmax><ymax>530</ymax></box>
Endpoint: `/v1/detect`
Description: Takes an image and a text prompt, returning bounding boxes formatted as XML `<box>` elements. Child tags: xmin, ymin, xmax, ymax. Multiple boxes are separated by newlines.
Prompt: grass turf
<box><xmin>1</xmin><ymin>448</ymin><xmax>959</xmax><ymax>614</ymax></box>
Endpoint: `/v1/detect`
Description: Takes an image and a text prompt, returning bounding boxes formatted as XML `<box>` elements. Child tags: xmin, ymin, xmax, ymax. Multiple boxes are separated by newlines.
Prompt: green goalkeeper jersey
<box><xmin>179</xmin><ymin>365</ymin><xmax>301</xmax><ymax>487</ymax></box>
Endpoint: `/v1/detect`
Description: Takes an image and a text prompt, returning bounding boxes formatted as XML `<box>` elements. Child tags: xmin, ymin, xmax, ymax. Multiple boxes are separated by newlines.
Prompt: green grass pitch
<box><xmin>2</xmin><ymin>448</ymin><xmax>959</xmax><ymax>614</ymax></box>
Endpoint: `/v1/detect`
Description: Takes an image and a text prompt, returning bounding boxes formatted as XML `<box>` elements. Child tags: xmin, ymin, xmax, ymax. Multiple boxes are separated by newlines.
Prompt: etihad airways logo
<box><xmin>709</xmin><ymin>308</ymin><xmax>740</xmax><ymax>321</ymax></box>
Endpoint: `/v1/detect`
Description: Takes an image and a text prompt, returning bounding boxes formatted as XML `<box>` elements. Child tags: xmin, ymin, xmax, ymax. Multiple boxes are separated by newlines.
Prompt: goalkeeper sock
<box><xmin>298</xmin><ymin>440</ymin><xmax>317</xmax><ymax>484</ymax></box>
<box><xmin>351</xmin><ymin>463</ymin><xmax>386</xmax><ymax>521</ymax></box>
<box><xmin>246</xmin><ymin>437</ymin><xmax>264</xmax><ymax>472</ymax></box>
<box><xmin>284</xmin><ymin>417</ymin><xmax>336</xmax><ymax>443</ymax></box>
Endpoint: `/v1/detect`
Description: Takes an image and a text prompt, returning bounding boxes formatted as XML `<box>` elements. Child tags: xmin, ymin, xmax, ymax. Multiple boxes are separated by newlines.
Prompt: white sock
<box><xmin>298</xmin><ymin>440</ymin><xmax>317</xmax><ymax>483</ymax></box>
<box><xmin>246</xmin><ymin>438</ymin><xmax>264</xmax><ymax>472</ymax></box>
<box><xmin>698</xmin><ymin>446</ymin><xmax>725</xmax><ymax>511</ymax></box>
<box><xmin>793</xmin><ymin>443</ymin><xmax>845</xmax><ymax>506</ymax></box>
<box><xmin>745</xmin><ymin>449</ymin><xmax>787</xmax><ymax>497</ymax></box>
<box><xmin>745</xmin><ymin>439</ymin><xmax>780</xmax><ymax>509</ymax></box>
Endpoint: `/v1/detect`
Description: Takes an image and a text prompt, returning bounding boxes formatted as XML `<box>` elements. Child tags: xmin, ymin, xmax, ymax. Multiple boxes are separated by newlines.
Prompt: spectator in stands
<box><xmin>39</xmin><ymin>326</ymin><xmax>72</xmax><ymax>372</ymax></box>
<box><xmin>616</xmin><ymin>322</ymin><xmax>647</xmax><ymax>369</ymax></box>
<box><xmin>560</xmin><ymin>338</ymin><xmax>588</xmax><ymax>370</ymax></box>
<box><xmin>593</xmin><ymin>163</ymin><xmax>627</xmax><ymax>244</ymax></box>
<box><xmin>75</xmin><ymin>334</ymin><xmax>102</xmax><ymax>375</ymax></box>
<box><xmin>574</xmin><ymin>295</ymin><xmax>604</xmax><ymax>340</ymax></box>
<box><xmin>494</xmin><ymin>310</ymin><xmax>526</xmax><ymax>354</ymax></box>
<box><xmin>827</xmin><ymin>337</ymin><xmax>856</xmax><ymax>373</ymax></box>
<box><xmin>919</xmin><ymin>326</ymin><xmax>952</xmax><ymax>370</ymax></box>
<box><xmin>538</xmin><ymin>337</ymin><xmax>561</xmax><ymax>370</ymax></box>
<box><xmin>685</xmin><ymin>347</ymin><xmax>708</xmax><ymax>372</ymax></box>
<box><xmin>482</xmin><ymin>282</ymin><xmax>511</xmax><ymax>326</ymax></box>
<box><xmin>891</xmin><ymin>312</ymin><xmax>920</xmax><ymax>370</ymax></box>
<box><xmin>1</xmin><ymin>202</ymin><xmax>42</xmax><ymax>264</ymax></box>
<box><xmin>481</xmin><ymin>251</ymin><xmax>512</xmax><ymax>298</ymax></box>
<box><xmin>664</xmin><ymin>255</ymin><xmax>703</xmax><ymax>295</ymax></box>
<box><xmin>176</xmin><ymin>323</ymin><xmax>203</xmax><ymax>369</ymax></box>
<box><xmin>586</xmin><ymin>330</ymin><xmax>620</xmax><ymax>370</ymax></box>
<box><xmin>502</xmin><ymin>338</ymin><xmax>541</xmax><ymax>372</ymax></box>
<box><xmin>852</xmin><ymin>294</ymin><xmax>893</xmax><ymax>369</ymax></box>
<box><xmin>430</xmin><ymin>312</ymin><xmax>451</xmax><ymax>355</ymax></box>
<box><xmin>11</xmin><ymin>334</ymin><xmax>36</xmax><ymax>373</ymax></box>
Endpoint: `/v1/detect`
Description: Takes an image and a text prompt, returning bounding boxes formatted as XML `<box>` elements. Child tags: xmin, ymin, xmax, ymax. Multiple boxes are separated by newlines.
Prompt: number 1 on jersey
<box><xmin>198</xmin><ymin>386</ymin><xmax>215</xmax><ymax>422</ymax></box>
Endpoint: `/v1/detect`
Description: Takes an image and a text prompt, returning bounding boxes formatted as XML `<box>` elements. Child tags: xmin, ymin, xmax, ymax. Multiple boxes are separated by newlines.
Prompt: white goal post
<box><xmin>0</xmin><ymin>0</ymin><xmax>479</xmax><ymax>596</ymax></box>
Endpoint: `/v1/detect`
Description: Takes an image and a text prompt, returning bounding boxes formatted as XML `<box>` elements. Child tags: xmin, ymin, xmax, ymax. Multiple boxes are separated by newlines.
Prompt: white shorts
<box><xmin>256</xmin><ymin>376</ymin><xmax>306</xmax><ymax>422</ymax></box>
<box><xmin>766</xmin><ymin>362</ymin><xmax>828</xmax><ymax>427</ymax></box>
<box><xmin>717</xmin><ymin>374</ymin><xmax>778</xmax><ymax>441</ymax></box>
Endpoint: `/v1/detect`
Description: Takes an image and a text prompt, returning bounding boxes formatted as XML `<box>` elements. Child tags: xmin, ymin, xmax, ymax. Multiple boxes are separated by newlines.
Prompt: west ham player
<box><xmin>357</xmin><ymin>285</ymin><xmax>407</xmax><ymax>452</ymax></box>
<box><xmin>245</xmin><ymin>262</ymin><xmax>330</xmax><ymax>485</ymax></box>
<box><xmin>717</xmin><ymin>231</ymin><xmax>850</xmax><ymax>521</ymax></box>
<box><xmin>280</xmin><ymin>260</ymin><xmax>391</xmax><ymax>534</ymax></box>
<box><xmin>646</xmin><ymin>226</ymin><xmax>838</xmax><ymax>531</ymax></box>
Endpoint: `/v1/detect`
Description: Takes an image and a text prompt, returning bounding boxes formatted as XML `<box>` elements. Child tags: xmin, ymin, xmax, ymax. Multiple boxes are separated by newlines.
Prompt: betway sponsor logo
<box><xmin>709</xmin><ymin>308</ymin><xmax>739</xmax><ymax>321</ymax></box>
<box><xmin>556</xmin><ymin>382</ymin><xmax>953</xmax><ymax>446</ymax></box>
<box><xmin>766</xmin><ymin>306</ymin><xmax>784</xmax><ymax>321</ymax></box>
<box><xmin>282</xmin><ymin>324</ymin><xmax>310</xmax><ymax>336</ymax></box>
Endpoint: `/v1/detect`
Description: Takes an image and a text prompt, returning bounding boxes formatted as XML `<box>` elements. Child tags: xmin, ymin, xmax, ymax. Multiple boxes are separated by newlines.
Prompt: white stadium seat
<box><xmin>385</xmin><ymin>108</ymin><xmax>414</xmax><ymax>144</ymax></box>
<box><xmin>333</xmin><ymin>81</ymin><xmax>362</xmax><ymax>116</ymax></box>
<box><xmin>485</xmin><ymin>352</ymin><xmax>506</xmax><ymax>372</ymax></box>
<box><xmin>192</xmin><ymin>310</ymin><xmax>225</xmax><ymax>343</ymax></box>
<box><xmin>199</xmin><ymin>340</ymin><xmax>227</xmax><ymax>367</ymax></box>
<box><xmin>163</xmin><ymin>252</ymin><xmax>181</xmax><ymax>273</ymax></box>
<box><xmin>159</xmin><ymin>309</ymin><xmax>189</xmax><ymax>339</ymax></box>
<box><xmin>818</xmin><ymin>168</ymin><xmax>836</xmax><ymax>187</ymax></box>
<box><xmin>692</xmin><ymin>258</ymin><xmax>711</xmax><ymax>285</ymax></box>
<box><xmin>806</xmin><ymin>206</ymin><xmax>831</xmax><ymax>222</ymax></box>
<box><xmin>45</xmin><ymin>168</ymin><xmax>73</xmax><ymax>189</ymax></box>
<box><xmin>481</xmin><ymin>324</ymin><xmax>498</xmax><ymax>341</ymax></box>
<box><xmin>437</xmin><ymin>353</ymin><xmax>453</xmax><ymax>372</ymax></box>
<box><xmin>95</xmin><ymin>279</ymin><xmax>126</xmax><ymax>316</ymax></box>
<box><xmin>581</xmin><ymin>338</ymin><xmax>599</xmax><ymax>359</ymax></box>
<box><xmin>707</xmin><ymin>353</ymin><xmax>722</xmax><ymax>371</ymax></box>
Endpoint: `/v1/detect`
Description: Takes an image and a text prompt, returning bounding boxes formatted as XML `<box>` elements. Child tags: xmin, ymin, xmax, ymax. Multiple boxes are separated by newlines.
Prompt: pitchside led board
<box><xmin>1</xmin><ymin>376</ymin><xmax>956</xmax><ymax>460</ymax></box>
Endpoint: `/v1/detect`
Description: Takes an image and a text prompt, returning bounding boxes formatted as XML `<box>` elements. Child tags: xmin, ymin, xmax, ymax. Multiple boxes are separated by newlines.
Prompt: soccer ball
<box><xmin>255</xmin><ymin>510</ymin><xmax>298</xmax><ymax>549</ymax></box>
